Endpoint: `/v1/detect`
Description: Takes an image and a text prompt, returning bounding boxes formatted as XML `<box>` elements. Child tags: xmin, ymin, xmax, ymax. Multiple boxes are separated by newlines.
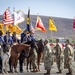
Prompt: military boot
<box><xmin>66</xmin><ymin>70</ymin><xmax>73</xmax><ymax>75</ymax></box>
<box><xmin>46</xmin><ymin>70</ymin><xmax>50</xmax><ymax>74</ymax></box>
<box><xmin>57</xmin><ymin>70</ymin><xmax>62</xmax><ymax>73</ymax></box>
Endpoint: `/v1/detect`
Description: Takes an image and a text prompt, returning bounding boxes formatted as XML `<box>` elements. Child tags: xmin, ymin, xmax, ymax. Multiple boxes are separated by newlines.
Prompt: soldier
<box><xmin>12</xmin><ymin>32</ymin><xmax>20</xmax><ymax>44</ymax></box>
<box><xmin>29</xmin><ymin>31</ymin><xmax>38</xmax><ymax>72</ymax></box>
<box><xmin>19</xmin><ymin>30</ymin><xmax>31</xmax><ymax>72</ymax></box>
<box><xmin>4</xmin><ymin>31</ymin><xmax>13</xmax><ymax>46</ymax></box>
<box><xmin>0</xmin><ymin>30</ymin><xmax>5</xmax><ymax>45</ymax></box>
<box><xmin>55</xmin><ymin>39</ymin><xmax>64</xmax><ymax>73</ymax></box>
<box><xmin>21</xmin><ymin>29</ymin><xmax>30</xmax><ymax>43</ymax></box>
<box><xmin>4</xmin><ymin>31</ymin><xmax>13</xmax><ymax>72</ymax></box>
<box><xmin>64</xmin><ymin>39</ymin><xmax>74</xmax><ymax>75</ymax></box>
<box><xmin>29</xmin><ymin>31</ymin><xmax>36</xmax><ymax>42</ymax></box>
<box><xmin>21</xmin><ymin>30</ymin><xmax>26</xmax><ymax>43</ymax></box>
<box><xmin>42</xmin><ymin>39</ymin><xmax>52</xmax><ymax>74</ymax></box>
<box><xmin>0</xmin><ymin>30</ymin><xmax>5</xmax><ymax>72</ymax></box>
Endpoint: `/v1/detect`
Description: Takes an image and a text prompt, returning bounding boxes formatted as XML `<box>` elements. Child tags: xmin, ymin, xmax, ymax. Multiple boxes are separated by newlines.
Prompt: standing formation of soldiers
<box><xmin>43</xmin><ymin>39</ymin><xmax>74</xmax><ymax>75</ymax></box>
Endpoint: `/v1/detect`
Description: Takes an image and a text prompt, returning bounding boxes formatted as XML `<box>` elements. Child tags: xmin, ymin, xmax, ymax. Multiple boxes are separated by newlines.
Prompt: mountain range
<box><xmin>0</xmin><ymin>15</ymin><xmax>74</xmax><ymax>39</ymax></box>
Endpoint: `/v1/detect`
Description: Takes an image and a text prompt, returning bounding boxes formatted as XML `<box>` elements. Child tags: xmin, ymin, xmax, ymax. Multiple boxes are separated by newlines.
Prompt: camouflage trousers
<box><xmin>31</xmin><ymin>48</ymin><xmax>37</xmax><ymax>69</ymax></box>
<box><xmin>64</xmin><ymin>58</ymin><xmax>74</xmax><ymax>72</ymax></box>
<box><xmin>56</xmin><ymin>56</ymin><xmax>63</xmax><ymax>72</ymax></box>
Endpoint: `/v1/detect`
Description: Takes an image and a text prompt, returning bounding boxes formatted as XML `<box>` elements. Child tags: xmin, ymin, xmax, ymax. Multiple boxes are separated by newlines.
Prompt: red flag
<box><xmin>3</xmin><ymin>9</ymin><xmax>14</xmax><ymax>25</ymax></box>
<box><xmin>35</xmin><ymin>16</ymin><xmax>47</xmax><ymax>32</ymax></box>
<box><xmin>73</xmin><ymin>18</ymin><xmax>75</xmax><ymax>30</ymax></box>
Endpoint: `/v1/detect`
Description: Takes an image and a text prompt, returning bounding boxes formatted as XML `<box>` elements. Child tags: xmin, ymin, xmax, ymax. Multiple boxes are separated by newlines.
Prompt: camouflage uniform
<box><xmin>31</xmin><ymin>48</ymin><xmax>37</xmax><ymax>71</ymax></box>
<box><xmin>55</xmin><ymin>43</ymin><xmax>64</xmax><ymax>73</ymax></box>
<box><xmin>29</xmin><ymin>31</ymin><xmax>38</xmax><ymax>71</ymax></box>
<box><xmin>43</xmin><ymin>43</ymin><xmax>52</xmax><ymax>71</ymax></box>
<box><xmin>64</xmin><ymin>44</ymin><xmax>74</xmax><ymax>74</ymax></box>
<box><xmin>50</xmin><ymin>45</ymin><xmax>56</xmax><ymax>66</ymax></box>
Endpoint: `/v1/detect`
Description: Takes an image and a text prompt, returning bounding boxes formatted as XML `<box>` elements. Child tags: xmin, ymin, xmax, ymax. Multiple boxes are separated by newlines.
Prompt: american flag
<box><xmin>30</xmin><ymin>22</ymin><xmax>35</xmax><ymax>33</ymax></box>
<box><xmin>3</xmin><ymin>9</ymin><xmax>14</xmax><ymax>25</ymax></box>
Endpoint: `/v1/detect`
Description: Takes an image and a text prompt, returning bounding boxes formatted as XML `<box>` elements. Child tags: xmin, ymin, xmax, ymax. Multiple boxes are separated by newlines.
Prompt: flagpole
<box><xmin>36</xmin><ymin>13</ymin><xmax>39</xmax><ymax>30</ymax></box>
<box><xmin>13</xmin><ymin>7</ymin><xmax>15</xmax><ymax>26</ymax></box>
<box><xmin>49</xmin><ymin>17</ymin><xmax>57</xmax><ymax>41</ymax></box>
<box><xmin>6</xmin><ymin>7</ymin><xmax>10</xmax><ymax>44</ymax></box>
<box><xmin>37</xmin><ymin>13</ymin><xmax>39</xmax><ymax>16</ymax></box>
<box><xmin>51</xmin><ymin>30</ymin><xmax>52</xmax><ymax>39</ymax></box>
<box><xmin>13</xmin><ymin>7</ymin><xmax>17</xmax><ymax>43</ymax></box>
<box><xmin>6</xmin><ymin>7</ymin><xmax>10</xmax><ymax>31</ymax></box>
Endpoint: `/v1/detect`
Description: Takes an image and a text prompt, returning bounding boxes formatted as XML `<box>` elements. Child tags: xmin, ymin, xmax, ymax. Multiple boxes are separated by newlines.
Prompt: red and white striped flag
<box><xmin>30</xmin><ymin>22</ymin><xmax>35</xmax><ymax>33</ymax></box>
<box><xmin>3</xmin><ymin>9</ymin><xmax>14</xmax><ymax>25</ymax></box>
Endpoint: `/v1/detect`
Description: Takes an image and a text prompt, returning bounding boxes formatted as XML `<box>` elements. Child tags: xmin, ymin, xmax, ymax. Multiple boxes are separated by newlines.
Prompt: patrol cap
<box><xmin>13</xmin><ymin>31</ymin><xmax>16</xmax><ymax>33</ymax></box>
<box><xmin>65</xmin><ymin>39</ymin><xmax>69</xmax><ymax>43</ymax></box>
<box><xmin>12</xmin><ymin>31</ymin><xmax>16</xmax><ymax>35</ymax></box>
<box><xmin>56</xmin><ymin>39</ymin><xmax>59</xmax><ymax>42</ymax></box>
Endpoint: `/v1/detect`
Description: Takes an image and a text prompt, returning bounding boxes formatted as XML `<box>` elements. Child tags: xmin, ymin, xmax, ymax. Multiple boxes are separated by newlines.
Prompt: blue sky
<box><xmin>0</xmin><ymin>0</ymin><xmax>75</xmax><ymax>19</ymax></box>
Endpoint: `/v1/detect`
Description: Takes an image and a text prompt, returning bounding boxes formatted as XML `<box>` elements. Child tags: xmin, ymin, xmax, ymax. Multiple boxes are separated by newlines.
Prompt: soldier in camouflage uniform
<box><xmin>55</xmin><ymin>39</ymin><xmax>64</xmax><ymax>73</ymax></box>
<box><xmin>43</xmin><ymin>39</ymin><xmax>52</xmax><ymax>74</ymax></box>
<box><xmin>29</xmin><ymin>31</ymin><xmax>38</xmax><ymax>72</ymax></box>
<box><xmin>64</xmin><ymin>39</ymin><xmax>74</xmax><ymax>75</ymax></box>
<box><xmin>31</xmin><ymin>47</ymin><xmax>38</xmax><ymax>72</ymax></box>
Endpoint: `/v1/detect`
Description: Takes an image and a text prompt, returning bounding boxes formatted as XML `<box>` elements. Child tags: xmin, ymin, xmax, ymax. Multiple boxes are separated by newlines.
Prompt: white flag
<box><xmin>14</xmin><ymin>10</ymin><xmax>25</xmax><ymax>25</ymax></box>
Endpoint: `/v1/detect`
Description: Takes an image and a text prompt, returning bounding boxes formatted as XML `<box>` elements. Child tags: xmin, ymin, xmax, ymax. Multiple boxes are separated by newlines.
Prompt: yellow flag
<box><xmin>8</xmin><ymin>24</ymin><xmax>16</xmax><ymax>33</ymax></box>
<box><xmin>49</xmin><ymin>18</ymin><xmax>57</xmax><ymax>31</ymax></box>
<box><xmin>15</xmin><ymin>25</ymin><xmax>22</xmax><ymax>34</ymax></box>
<box><xmin>0</xmin><ymin>23</ymin><xmax>5</xmax><ymax>34</ymax></box>
<box><xmin>8</xmin><ymin>24</ymin><xmax>22</xmax><ymax>34</ymax></box>
<box><xmin>6</xmin><ymin>25</ymin><xmax>9</xmax><ymax>31</ymax></box>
